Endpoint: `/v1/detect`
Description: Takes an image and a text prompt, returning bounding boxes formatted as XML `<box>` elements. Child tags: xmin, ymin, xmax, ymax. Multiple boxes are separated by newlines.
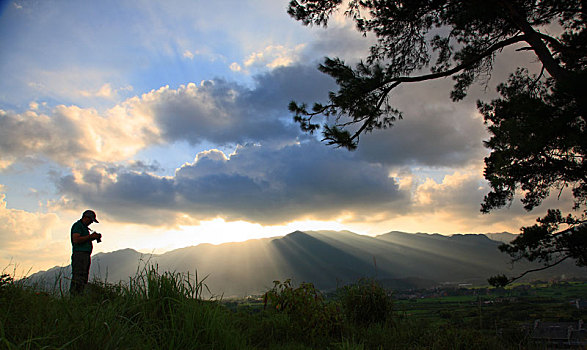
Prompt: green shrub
<box><xmin>337</xmin><ymin>278</ymin><xmax>393</xmax><ymax>326</ymax></box>
<box><xmin>263</xmin><ymin>279</ymin><xmax>342</xmax><ymax>339</ymax></box>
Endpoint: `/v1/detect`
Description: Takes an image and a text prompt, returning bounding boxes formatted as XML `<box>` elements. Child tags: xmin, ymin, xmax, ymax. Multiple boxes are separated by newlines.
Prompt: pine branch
<box><xmin>505</xmin><ymin>255</ymin><xmax>571</xmax><ymax>285</ymax></box>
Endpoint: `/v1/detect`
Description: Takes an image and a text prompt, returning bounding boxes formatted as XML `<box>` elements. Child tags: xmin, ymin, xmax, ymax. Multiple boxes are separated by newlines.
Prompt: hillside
<box><xmin>27</xmin><ymin>230</ymin><xmax>586</xmax><ymax>297</ymax></box>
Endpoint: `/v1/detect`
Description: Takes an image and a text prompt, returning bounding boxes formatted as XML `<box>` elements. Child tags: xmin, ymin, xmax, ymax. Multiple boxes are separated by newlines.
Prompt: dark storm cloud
<box><xmin>352</xmin><ymin>79</ymin><xmax>489</xmax><ymax>167</ymax></box>
<box><xmin>138</xmin><ymin>80</ymin><xmax>295</xmax><ymax>145</ymax></box>
<box><xmin>246</xmin><ymin>64</ymin><xmax>337</xmax><ymax>111</ymax></box>
<box><xmin>56</xmin><ymin>141</ymin><xmax>408</xmax><ymax>225</ymax></box>
<box><xmin>141</xmin><ymin>65</ymin><xmax>336</xmax><ymax>147</ymax></box>
<box><xmin>57</xmin><ymin>168</ymin><xmax>178</xmax><ymax>224</ymax></box>
<box><xmin>175</xmin><ymin>142</ymin><xmax>406</xmax><ymax>222</ymax></box>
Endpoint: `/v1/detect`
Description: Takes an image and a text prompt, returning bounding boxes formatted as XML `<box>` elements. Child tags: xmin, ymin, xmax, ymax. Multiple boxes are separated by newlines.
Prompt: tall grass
<box><xmin>0</xmin><ymin>269</ymin><xmax>531</xmax><ymax>349</ymax></box>
<box><xmin>0</xmin><ymin>266</ymin><xmax>244</xmax><ymax>349</ymax></box>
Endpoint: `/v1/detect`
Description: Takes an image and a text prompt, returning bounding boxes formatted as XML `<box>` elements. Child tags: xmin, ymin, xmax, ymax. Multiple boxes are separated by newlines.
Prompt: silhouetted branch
<box><xmin>490</xmin><ymin>255</ymin><xmax>572</xmax><ymax>287</ymax></box>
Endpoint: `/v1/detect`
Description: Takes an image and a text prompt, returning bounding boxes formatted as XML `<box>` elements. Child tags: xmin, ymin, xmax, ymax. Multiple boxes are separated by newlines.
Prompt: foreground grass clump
<box><xmin>1</xmin><ymin>268</ymin><xmax>534</xmax><ymax>349</ymax></box>
<box><xmin>0</xmin><ymin>267</ymin><xmax>245</xmax><ymax>349</ymax></box>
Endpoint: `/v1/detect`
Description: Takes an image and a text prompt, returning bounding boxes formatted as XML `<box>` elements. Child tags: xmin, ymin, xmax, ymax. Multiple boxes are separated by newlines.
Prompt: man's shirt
<box><xmin>71</xmin><ymin>220</ymin><xmax>92</xmax><ymax>253</ymax></box>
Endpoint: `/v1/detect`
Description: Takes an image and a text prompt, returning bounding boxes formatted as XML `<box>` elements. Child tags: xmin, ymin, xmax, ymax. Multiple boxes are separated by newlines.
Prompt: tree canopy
<box><xmin>287</xmin><ymin>0</ymin><xmax>586</xmax><ymax>284</ymax></box>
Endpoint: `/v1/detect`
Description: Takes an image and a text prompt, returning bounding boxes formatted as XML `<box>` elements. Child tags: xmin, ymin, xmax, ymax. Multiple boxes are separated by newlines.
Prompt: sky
<box><xmin>0</xmin><ymin>0</ymin><xmax>576</xmax><ymax>275</ymax></box>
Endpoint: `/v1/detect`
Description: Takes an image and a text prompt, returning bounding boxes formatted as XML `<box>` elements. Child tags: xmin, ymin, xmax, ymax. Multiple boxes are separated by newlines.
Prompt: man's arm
<box><xmin>72</xmin><ymin>232</ymin><xmax>100</xmax><ymax>244</ymax></box>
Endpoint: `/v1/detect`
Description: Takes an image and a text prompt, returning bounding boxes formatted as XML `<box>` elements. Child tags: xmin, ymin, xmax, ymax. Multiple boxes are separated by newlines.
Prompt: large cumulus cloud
<box><xmin>134</xmin><ymin>64</ymin><xmax>337</xmax><ymax>145</ymax></box>
<box><xmin>0</xmin><ymin>105</ymin><xmax>159</xmax><ymax>169</ymax></box>
<box><xmin>55</xmin><ymin>141</ymin><xmax>408</xmax><ymax>225</ymax></box>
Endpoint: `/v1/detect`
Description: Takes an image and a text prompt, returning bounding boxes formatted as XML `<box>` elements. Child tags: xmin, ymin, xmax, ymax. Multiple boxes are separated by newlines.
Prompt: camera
<box><xmin>91</xmin><ymin>230</ymin><xmax>102</xmax><ymax>243</ymax></box>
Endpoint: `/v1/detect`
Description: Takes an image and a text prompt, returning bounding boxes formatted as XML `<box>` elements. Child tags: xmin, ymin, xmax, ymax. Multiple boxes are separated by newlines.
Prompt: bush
<box><xmin>337</xmin><ymin>278</ymin><xmax>393</xmax><ymax>326</ymax></box>
<box><xmin>263</xmin><ymin>279</ymin><xmax>342</xmax><ymax>339</ymax></box>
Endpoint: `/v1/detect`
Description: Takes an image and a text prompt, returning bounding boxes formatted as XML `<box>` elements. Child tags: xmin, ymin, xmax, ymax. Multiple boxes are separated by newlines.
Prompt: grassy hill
<box><xmin>2</xmin><ymin>268</ymin><xmax>585</xmax><ymax>349</ymax></box>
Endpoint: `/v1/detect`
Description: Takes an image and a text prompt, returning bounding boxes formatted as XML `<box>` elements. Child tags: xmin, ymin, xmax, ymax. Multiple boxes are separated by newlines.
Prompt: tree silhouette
<box><xmin>287</xmin><ymin>0</ymin><xmax>586</xmax><ymax>284</ymax></box>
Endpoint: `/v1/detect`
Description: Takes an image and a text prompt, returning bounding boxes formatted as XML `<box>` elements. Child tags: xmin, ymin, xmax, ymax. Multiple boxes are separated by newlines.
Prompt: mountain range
<box><xmin>28</xmin><ymin>230</ymin><xmax>586</xmax><ymax>297</ymax></box>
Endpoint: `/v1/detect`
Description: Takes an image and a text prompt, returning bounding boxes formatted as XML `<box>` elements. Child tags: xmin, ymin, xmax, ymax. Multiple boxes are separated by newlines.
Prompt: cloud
<box><xmin>7</xmin><ymin>65</ymin><xmax>137</xmax><ymax>111</ymax></box>
<box><xmin>2</xmin><ymin>59</ymin><xmax>496</xmax><ymax>229</ymax></box>
<box><xmin>80</xmin><ymin>83</ymin><xmax>114</xmax><ymax>98</ymax></box>
<box><xmin>79</xmin><ymin>83</ymin><xmax>134</xmax><ymax>99</ymax></box>
<box><xmin>54</xmin><ymin>141</ymin><xmax>408</xmax><ymax>226</ymax></box>
<box><xmin>412</xmin><ymin>168</ymin><xmax>487</xmax><ymax>213</ymax></box>
<box><xmin>243</xmin><ymin>44</ymin><xmax>306</xmax><ymax>71</ymax></box>
<box><xmin>0</xmin><ymin>192</ymin><xmax>64</xmax><ymax>271</ymax></box>
<box><xmin>128</xmin><ymin>80</ymin><xmax>299</xmax><ymax>146</ymax></box>
<box><xmin>0</xmin><ymin>193</ymin><xmax>57</xmax><ymax>247</ymax></box>
<box><xmin>354</xmin><ymin>80</ymin><xmax>489</xmax><ymax>167</ymax></box>
<box><xmin>0</xmin><ymin>63</ymin><xmax>336</xmax><ymax>169</ymax></box>
<box><xmin>397</xmin><ymin>164</ymin><xmax>579</xmax><ymax>234</ymax></box>
<box><xmin>183</xmin><ymin>50</ymin><xmax>195</xmax><ymax>60</ymax></box>
<box><xmin>229</xmin><ymin>62</ymin><xmax>242</xmax><ymax>72</ymax></box>
<box><xmin>1</xmin><ymin>58</ymin><xmax>487</xmax><ymax>171</ymax></box>
<box><xmin>0</xmin><ymin>104</ymin><xmax>159</xmax><ymax>168</ymax></box>
<box><xmin>302</xmin><ymin>20</ymin><xmax>375</xmax><ymax>64</ymax></box>
<box><xmin>253</xmin><ymin>64</ymin><xmax>487</xmax><ymax>168</ymax></box>
<box><xmin>181</xmin><ymin>48</ymin><xmax>226</xmax><ymax>62</ymax></box>
<box><xmin>246</xmin><ymin>64</ymin><xmax>336</xmax><ymax>111</ymax></box>
<box><xmin>54</xmin><ymin>137</ymin><xmax>572</xmax><ymax>232</ymax></box>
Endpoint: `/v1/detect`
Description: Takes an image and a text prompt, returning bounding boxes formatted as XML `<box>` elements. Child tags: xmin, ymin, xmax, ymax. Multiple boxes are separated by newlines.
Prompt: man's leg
<box><xmin>70</xmin><ymin>252</ymin><xmax>91</xmax><ymax>295</ymax></box>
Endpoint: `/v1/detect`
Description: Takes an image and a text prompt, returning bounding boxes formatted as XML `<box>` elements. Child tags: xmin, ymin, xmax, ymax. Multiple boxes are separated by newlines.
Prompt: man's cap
<box><xmin>83</xmin><ymin>210</ymin><xmax>99</xmax><ymax>223</ymax></box>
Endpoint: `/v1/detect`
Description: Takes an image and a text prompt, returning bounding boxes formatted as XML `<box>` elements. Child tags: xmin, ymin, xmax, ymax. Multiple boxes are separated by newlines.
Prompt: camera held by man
<box><xmin>90</xmin><ymin>229</ymin><xmax>103</xmax><ymax>243</ymax></box>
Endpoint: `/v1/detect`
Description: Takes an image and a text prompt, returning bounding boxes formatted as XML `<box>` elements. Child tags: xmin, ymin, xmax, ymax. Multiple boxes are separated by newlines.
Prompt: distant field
<box><xmin>393</xmin><ymin>281</ymin><xmax>586</xmax><ymax>327</ymax></box>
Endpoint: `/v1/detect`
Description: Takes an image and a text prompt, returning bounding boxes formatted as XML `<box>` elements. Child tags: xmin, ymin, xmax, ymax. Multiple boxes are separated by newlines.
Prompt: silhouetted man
<box><xmin>70</xmin><ymin>210</ymin><xmax>102</xmax><ymax>295</ymax></box>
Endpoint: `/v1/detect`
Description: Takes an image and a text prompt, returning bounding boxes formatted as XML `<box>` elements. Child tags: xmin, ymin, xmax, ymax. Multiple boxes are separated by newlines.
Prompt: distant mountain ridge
<box><xmin>28</xmin><ymin>230</ymin><xmax>585</xmax><ymax>297</ymax></box>
<box><xmin>484</xmin><ymin>232</ymin><xmax>517</xmax><ymax>243</ymax></box>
